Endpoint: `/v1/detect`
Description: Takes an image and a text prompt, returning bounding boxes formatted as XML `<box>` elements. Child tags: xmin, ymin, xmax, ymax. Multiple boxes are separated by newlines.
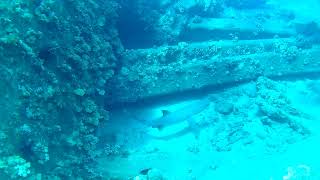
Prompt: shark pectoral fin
<box><xmin>187</xmin><ymin>118</ymin><xmax>200</xmax><ymax>139</ymax></box>
<box><xmin>186</xmin><ymin>117</ymin><xmax>195</xmax><ymax>127</ymax></box>
<box><xmin>191</xmin><ymin>127</ymin><xmax>200</xmax><ymax>139</ymax></box>
<box><xmin>161</xmin><ymin>110</ymin><xmax>171</xmax><ymax>117</ymax></box>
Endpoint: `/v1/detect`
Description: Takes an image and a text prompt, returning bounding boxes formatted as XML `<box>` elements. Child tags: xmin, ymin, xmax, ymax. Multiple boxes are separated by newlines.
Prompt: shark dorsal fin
<box><xmin>157</xmin><ymin>125</ymin><xmax>164</xmax><ymax>131</ymax></box>
<box><xmin>152</xmin><ymin>125</ymin><xmax>165</xmax><ymax>131</ymax></box>
<box><xmin>161</xmin><ymin>110</ymin><xmax>170</xmax><ymax>116</ymax></box>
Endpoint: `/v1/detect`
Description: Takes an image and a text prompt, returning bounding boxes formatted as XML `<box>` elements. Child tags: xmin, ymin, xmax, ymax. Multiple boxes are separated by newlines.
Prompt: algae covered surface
<box><xmin>1</xmin><ymin>0</ymin><xmax>320</xmax><ymax>179</ymax></box>
<box><xmin>0</xmin><ymin>0</ymin><xmax>121</xmax><ymax>179</ymax></box>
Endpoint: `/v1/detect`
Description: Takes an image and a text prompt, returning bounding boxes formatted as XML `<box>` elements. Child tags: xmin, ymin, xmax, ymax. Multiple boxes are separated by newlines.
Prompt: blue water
<box><xmin>1</xmin><ymin>0</ymin><xmax>320</xmax><ymax>179</ymax></box>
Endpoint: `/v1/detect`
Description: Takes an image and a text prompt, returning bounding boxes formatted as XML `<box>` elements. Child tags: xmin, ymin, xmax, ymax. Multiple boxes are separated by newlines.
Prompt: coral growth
<box><xmin>0</xmin><ymin>0</ymin><xmax>122</xmax><ymax>178</ymax></box>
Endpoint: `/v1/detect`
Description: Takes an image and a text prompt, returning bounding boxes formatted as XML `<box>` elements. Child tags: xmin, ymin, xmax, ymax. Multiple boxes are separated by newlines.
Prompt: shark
<box><xmin>144</xmin><ymin>98</ymin><xmax>210</xmax><ymax>132</ymax></box>
<box><xmin>97</xmin><ymin>98</ymin><xmax>211</xmax><ymax>146</ymax></box>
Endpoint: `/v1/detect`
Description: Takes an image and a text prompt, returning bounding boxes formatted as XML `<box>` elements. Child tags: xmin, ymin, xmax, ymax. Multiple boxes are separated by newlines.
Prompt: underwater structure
<box><xmin>1</xmin><ymin>0</ymin><xmax>320</xmax><ymax>179</ymax></box>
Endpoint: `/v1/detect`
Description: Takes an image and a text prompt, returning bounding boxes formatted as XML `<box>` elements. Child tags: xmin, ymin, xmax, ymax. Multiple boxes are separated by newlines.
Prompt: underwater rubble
<box><xmin>1</xmin><ymin>0</ymin><xmax>320</xmax><ymax>179</ymax></box>
<box><xmin>99</xmin><ymin>77</ymin><xmax>320</xmax><ymax>179</ymax></box>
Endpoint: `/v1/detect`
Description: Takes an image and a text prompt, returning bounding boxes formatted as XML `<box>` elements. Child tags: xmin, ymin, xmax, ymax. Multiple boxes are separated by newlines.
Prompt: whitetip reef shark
<box><xmin>97</xmin><ymin>98</ymin><xmax>211</xmax><ymax>145</ymax></box>
<box><xmin>139</xmin><ymin>98</ymin><xmax>211</xmax><ymax>139</ymax></box>
<box><xmin>145</xmin><ymin>98</ymin><xmax>210</xmax><ymax>130</ymax></box>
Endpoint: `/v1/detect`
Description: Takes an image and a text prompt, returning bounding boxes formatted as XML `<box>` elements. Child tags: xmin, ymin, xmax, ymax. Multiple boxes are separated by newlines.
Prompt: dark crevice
<box><xmin>117</xmin><ymin>5</ymin><xmax>157</xmax><ymax>49</ymax></box>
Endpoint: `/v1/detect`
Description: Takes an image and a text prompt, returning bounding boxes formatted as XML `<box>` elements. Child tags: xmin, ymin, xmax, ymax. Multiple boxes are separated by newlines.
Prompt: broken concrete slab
<box><xmin>110</xmin><ymin>38</ymin><xmax>320</xmax><ymax>104</ymax></box>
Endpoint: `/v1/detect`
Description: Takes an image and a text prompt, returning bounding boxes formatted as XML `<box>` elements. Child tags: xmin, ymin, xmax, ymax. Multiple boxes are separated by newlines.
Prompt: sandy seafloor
<box><xmin>97</xmin><ymin>78</ymin><xmax>320</xmax><ymax>179</ymax></box>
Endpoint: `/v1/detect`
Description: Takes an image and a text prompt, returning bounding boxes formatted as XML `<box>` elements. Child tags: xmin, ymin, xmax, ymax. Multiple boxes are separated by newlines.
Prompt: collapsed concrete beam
<box><xmin>181</xmin><ymin>14</ymin><xmax>296</xmax><ymax>42</ymax></box>
<box><xmin>123</xmin><ymin>38</ymin><xmax>296</xmax><ymax>64</ymax></box>
<box><xmin>188</xmin><ymin>18</ymin><xmax>295</xmax><ymax>35</ymax></box>
<box><xmin>111</xmin><ymin>38</ymin><xmax>317</xmax><ymax>103</ymax></box>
